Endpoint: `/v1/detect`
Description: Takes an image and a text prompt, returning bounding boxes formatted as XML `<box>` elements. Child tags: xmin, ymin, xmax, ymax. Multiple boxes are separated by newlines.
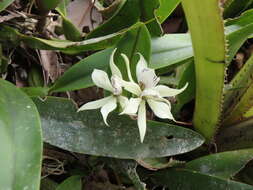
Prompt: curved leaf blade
<box><xmin>34</xmin><ymin>97</ymin><xmax>204</xmax><ymax>159</ymax></box>
<box><xmin>186</xmin><ymin>149</ymin><xmax>253</xmax><ymax>179</ymax></box>
<box><xmin>153</xmin><ymin>169</ymin><xmax>253</xmax><ymax>190</ymax></box>
<box><xmin>0</xmin><ymin>79</ymin><xmax>42</xmax><ymax>190</ymax></box>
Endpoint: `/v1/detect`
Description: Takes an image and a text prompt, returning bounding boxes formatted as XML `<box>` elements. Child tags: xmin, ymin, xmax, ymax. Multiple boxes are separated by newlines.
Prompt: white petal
<box><xmin>120</xmin><ymin>80</ymin><xmax>142</xmax><ymax>96</ymax></box>
<box><xmin>92</xmin><ymin>69</ymin><xmax>113</xmax><ymax>92</ymax></box>
<box><xmin>101</xmin><ymin>96</ymin><xmax>117</xmax><ymax>126</ymax></box>
<box><xmin>147</xmin><ymin>99</ymin><xmax>175</xmax><ymax>121</ymax></box>
<box><xmin>121</xmin><ymin>53</ymin><xmax>134</xmax><ymax>82</ymax></box>
<box><xmin>120</xmin><ymin>98</ymin><xmax>142</xmax><ymax>115</ymax></box>
<box><xmin>136</xmin><ymin>53</ymin><xmax>148</xmax><ymax>79</ymax></box>
<box><xmin>110</xmin><ymin>49</ymin><xmax>122</xmax><ymax>79</ymax></box>
<box><xmin>141</xmin><ymin>88</ymin><xmax>161</xmax><ymax>98</ymax></box>
<box><xmin>78</xmin><ymin>96</ymin><xmax>113</xmax><ymax>111</ymax></box>
<box><xmin>138</xmin><ymin>100</ymin><xmax>146</xmax><ymax>143</ymax></box>
<box><xmin>117</xmin><ymin>96</ymin><xmax>129</xmax><ymax>110</ymax></box>
<box><xmin>136</xmin><ymin>54</ymin><xmax>159</xmax><ymax>88</ymax></box>
<box><xmin>155</xmin><ymin>83</ymin><xmax>188</xmax><ymax>97</ymax></box>
<box><xmin>111</xmin><ymin>75</ymin><xmax>122</xmax><ymax>95</ymax></box>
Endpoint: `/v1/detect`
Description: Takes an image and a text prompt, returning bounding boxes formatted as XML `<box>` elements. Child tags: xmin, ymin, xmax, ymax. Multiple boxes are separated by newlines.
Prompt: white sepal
<box><xmin>92</xmin><ymin>69</ymin><xmax>113</xmax><ymax>92</ymax></box>
<box><xmin>121</xmin><ymin>53</ymin><xmax>134</xmax><ymax>82</ymax></box>
<box><xmin>78</xmin><ymin>96</ymin><xmax>113</xmax><ymax>112</ymax></box>
<box><xmin>136</xmin><ymin>54</ymin><xmax>159</xmax><ymax>89</ymax></box>
<box><xmin>110</xmin><ymin>49</ymin><xmax>122</xmax><ymax>79</ymax></box>
<box><xmin>120</xmin><ymin>98</ymin><xmax>142</xmax><ymax>115</ymax></box>
<box><xmin>155</xmin><ymin>83</ymin><xmax>188</xmax><ymax>97</ymax></box>
<box><xmin>101</xmin><ymin>96</ymin><xmax>117</xmax><ymax>126</ymax></box>
<box><xmin>117</xmin><ymin>96</ymin><xmax>129</xmax><ymax>110</ymax></box>
<box><xmin>120</xmin><ymin>80</ymin><xmax>142</xmax><ymax>96</ymax></box>
<box><xmin>138</xmin><ymin>100</ymin><xmax>146</xmax><ymax>143</ymax></box>
<box><xmin>147</xmin><ymin>99</ymin><xmax>175</xmax><ymax>121</ymax></box>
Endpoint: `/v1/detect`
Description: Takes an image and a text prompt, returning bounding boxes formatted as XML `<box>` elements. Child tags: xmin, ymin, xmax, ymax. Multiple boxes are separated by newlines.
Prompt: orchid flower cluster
<box><xmin>78</xmin><ymin>49</ymin><xmax>188</xmax><ymax>142</ymax></box>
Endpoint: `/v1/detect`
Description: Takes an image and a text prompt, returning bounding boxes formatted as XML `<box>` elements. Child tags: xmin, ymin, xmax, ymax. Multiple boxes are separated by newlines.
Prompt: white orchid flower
<box><xmin>78</xmin><ymin>49</ymin><xmax>128</xmax><ymax>125</ymax></box>
<box><xmin>120</xmin><ymin>53</ymin><xmax>188</xmax><ymax>143</ymax></box>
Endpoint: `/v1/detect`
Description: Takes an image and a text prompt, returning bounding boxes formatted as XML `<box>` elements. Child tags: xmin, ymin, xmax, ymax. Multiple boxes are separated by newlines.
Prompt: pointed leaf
<box><xmin>33</xmin><ymin>97</ymin><xmax>204</xmax><ymax>159</ymax></box>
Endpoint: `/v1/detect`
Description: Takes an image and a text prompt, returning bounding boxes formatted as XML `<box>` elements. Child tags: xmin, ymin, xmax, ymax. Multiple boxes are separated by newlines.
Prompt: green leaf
<box><xmin>223</xmin><ymin>0</ymin><xmax>253</xmax><ymax>19</ymax></box>
<box><xmin>140</xmin><ymin>0</ymin><xmax>162</xmax><ymax>36</ymax></box>
<box><xmin>87</xmin><ymin>0</ymin><xmax>140</xmax><ymax>39</ymax></box>
<box><xmin>21</xmin><ymin>87</ymin><xmax>49</xmax><ymax>97</ymax></box>
<box><xmin>56</xmin><ymin>176</ymin><xmax>82</xmax><ymax>190</ymax></box>
<box><xmin>186</xmin><ymin>149</ymin><xmax>253</xmax><ymax>179</ymax></box>
<box><xmin>34</xmin><ymin>97</ymin><xmax>204</xmax><ymax>159</ymax></box>
<box><xmin>150</xmin><ymin>33</ymin><xmax>193</xmax><ymax>70</ymax></box>
<box><xmin>155</xmin><ymin>0</ymin><xmax>181</xmax><ymax>23</ymax></box>
<box><xmin>182</xmin><ymin>0</ymin><xmax>227</xmax><ymax>140</ymax></box>
<box><xmin>0</xmin><ymin>0</ymin><xmax>15</xmax><ymax>12</ymax></box>
<box><xmin>50</xmin><ymin>48</ymin><xmax>113</xmax><ymax>93</ymax></box>
<box><xmin>152</xmin><ymin>169</ymin><xmax>253</xmax><ymax>189</ymax></box>
<box><xmin>225</xmin><ymin>9</ymin><xmax>253</xmax><ymax>63</ymax></box>
<box><xmin>0</xmin><ymin>25</ymin><xmax>121</xmax><ymax>55</ymax></box>
<box><xmin>175</xmin><ymin>61</ymin><xmax>196</xmax><ymax>112</ymax></box>
<box><xmin>0</xmin><ymin>79</ymin><xmax>42</xmax><ymax>190</ymax></box>
<box><xmin>115</xmin><ymin>23</ymin><xmax>151</xmax><ymax>81</ymax></box>
<box><xmin>50</xmin><ymin>23</ymin><xmax>150</xmax><ymax>93</ymax></box>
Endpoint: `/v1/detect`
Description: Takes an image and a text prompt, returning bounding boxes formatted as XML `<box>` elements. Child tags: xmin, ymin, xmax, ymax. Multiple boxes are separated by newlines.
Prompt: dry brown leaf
<box><xmin>67</xmin><ymin>0</ymin><xmax>102</xmax><ymax>32</ymax></box>
<box><xmin>39</xmin><ymin>50</ymin><xmax>60</xmax><ymax>83</ymax></box>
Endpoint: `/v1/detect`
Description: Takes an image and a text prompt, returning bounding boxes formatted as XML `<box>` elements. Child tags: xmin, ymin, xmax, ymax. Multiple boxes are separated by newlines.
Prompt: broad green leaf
<box><xmin>0</xmin><ymin>25</ymin><xmax>121</xmax><ymax>54</ymax></box>
<box><xmin>50</xmin><ymin>48</ymin><xmax>113</xmax><ymax>93</ymax></box>
<box><xmin>182</xmin><ymin>0</ymin><xmax>227</xmax><ymax>140</ymax></box>
<box><xmin>0</xmin><ymin>0</ymin><xmax>15</xmax><ymax>12</ymax></box>
<box><xmin>87</xmin><ymin>0</ymin><xmax>140</xmax><ymax>39</ymax></box>
<box><xmin>40</xmin><ymin>178</ymin><xmax>58</xmax><ymax>190</ymax></box>
<box><xmin>155</xmin><ymin>0</ymin><xmax>181</xmax><ymax>23</ymax></box>
<box><xmin>152</xmin><ymin>169</ymin><xmax>253</xmax><ymax>189</ymax></box>
<box><xmin>56</xmin><ymin>176</ymin><xmax>82</xmax><ymax>190</ymax></box>
<box><xmin>0</xmin><ymin>79</ymin><xmax>42</xmax><ymax>190</ymax></box>
<box><xmin>34</xmin><ymin>97</ymin><xmax>204</xmax><ymax>159</ymax></box>
<box><xmin>186</xmin><ymin>149</ymin><xmax>253</xmax><ymax>179</ymax></box>
<box><xmin>140</xmin><ymin>0</ymin><xmax>162</xmax><ymax>36</ymax></box>
<box><xmin>115</xmin><ymin>23</ymin><xmax>151</xmax><ymax>81</ymax></box>
<box><xmin>150</xmin><ymin>34</ymin><xmax>193</xmax><ymax>70</ymax></box>
<box><xmin>223</xmin><ymin>0</ymin><xmax>253</xmax><ymax>19</ymax></box>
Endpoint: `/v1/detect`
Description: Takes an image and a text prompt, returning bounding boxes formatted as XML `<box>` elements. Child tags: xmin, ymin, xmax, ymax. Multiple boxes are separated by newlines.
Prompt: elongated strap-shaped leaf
<box><xmin>0</xmin><ymin>25</ymin><xmax>122</xmax><ymax>54</ymax></box>
<box><xmin>152</xmin><ymin>169</ymin><xmax>253</xmax><ymax>189</ymax></box>
<box><xmin>0</xmin><ymin>0</ymin><xmax>15</xmax><ymax>12</ymax></box>
<box><xmin>56</xmin><ymin>176</ymin><xmax>82</xmax><ymax>190</ymax></box>
<box><xmin>0</xmin><ymin>79</ymin><xmax>42</xmax><ymax>190</ymax></box>
<box><xmin>33</xmin><ymin>97</ymin><xmax>204</xmax><ymax>159</ymax></box>
<box><xmin>186</xmin><ymin>149</ymin><xmax>253</xmax><ymax>179</ymax></box>
<box><xmin>181</xmin><ymin>0</ymin><xmax>227</xmax><ymax>140</ymax></box>
<box><xmin>223</xmin><ymin>0</ymin><xmax>253</xmax><ymax>19</ymax></box>
<box><xmin>223</xmin><ymin>54</ymin><xmax>253</xmax><ymax>125</ymax></box>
